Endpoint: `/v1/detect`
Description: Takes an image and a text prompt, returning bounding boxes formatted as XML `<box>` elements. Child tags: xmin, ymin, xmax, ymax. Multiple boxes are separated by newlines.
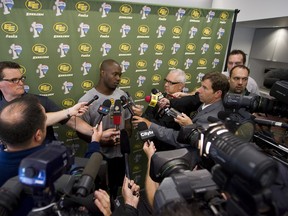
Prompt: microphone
<box><xmin>254</xmin><ymin>118</ymin><xmax>288</xmax><ymax>129</ymax></box>
<box><xmin>137</xmin><ymin>122</ymin><xmax>155</xmax><ymax>145</ymax></box>
<box><xmin>86</xmin><ymin>95</ymin><xmax>99</xmax><ymax>106</ymax></box>
<box><xmin>113</xmin><ymin>99</ymin><xmax>122</xmax><ymax>130</ymax></box>
<box><xmin>125</xmin><ymin>91</ymin><xmax>136</xmax><ymax>106</ymax></box>
<box><xmin>95</xmin><ymin>99</ymin><xmax>111</xmax><ymax>129</ymax></box>
<box><xmin>76</xmin><ymin>152</ymin><xmax>103</xmax><ymax>197</ymax></box>
<box><xmin>120</xmin><ymin>130</ymin><xmax>131</xmax><ymax>179</ymax></box>
<box><xmin>207</xmin><ymin>116</ymin><xmax>221</xmax><ymax>123</ymax></box>
<box><xmin>218</xmin><ymin>110</ymin><xmax>232</xmax><ymax>121</ymax></box>
<box><xmin>151</xmin><ymin>88</ymin><xmax>166</xmax><ymax>100</ymax></box>
<box><xmin>145</xmin><ymin>94</ymin><xmax>158</xmax><ymax>107</ymax></box>
<box><xmin>120</xmin><ymin>95</ymin><xmax>135</xmax><ymax>116</ymax></box>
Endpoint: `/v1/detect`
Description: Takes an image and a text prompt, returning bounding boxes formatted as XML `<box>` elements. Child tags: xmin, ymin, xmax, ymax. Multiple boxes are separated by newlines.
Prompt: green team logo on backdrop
<box><xmin>58</xmin><ymin>63</ymin><xmax>72</xmax><ymax>73</ymax></box>
<box><xmin>81</xmin><ymin>80</ymin><xmax>94</xmax><ymax>90</ymax></box>
<box><xmin>75</xmin><ymin>2</ymin><xmax>90</xmax><ymax>13</ymax></box>
<box><xmin>62</xmin><ymin>98</ymin><xmax>75</xmax><ymax>107</ymax></box>
<box><xmin>172</xmin><ymin>26</ymin><xmax>182</xmax><ymax>36</ymax></box>
<box><xmin>25</xmin><ymin>0</ymin><xmax>42</xmax><ymax>11</ymax></box>
<box><xmin>135</xmin><ymin>90</ymin><xmax>145</xmax><ymax>99</ymax></box>
<box><xmin>158</xmin><ymin>7</ymin><xmax>169</xmax><ymax>17</ymax></box>
<box><xmin>119</xmin><ymin>4</ymin><xmax>132</xmax><ymax>15</ymax></box>
<box><xmin>138</xmin><ymin>25</ymin><xmax>149</xmax><ymax>35</ymax></box>
<box><xmin>20</xmin><ymin>65</ymin><xmax>26</xmax><ymax>75</ymax></box>
<box><xmin>98</xmin><ymin>23</ymin><xmax>111</xmax><ymax>34</ymax></box>
<box><xmin>191</xmin><ymin>9</ymin><xmax>201</xmax><ymax>19</ymax></box>
<box><xmin>53</xmin><ymin>23</ymin><xmax>68</xmax><ymax>34</ymax></box>
<box><xmin>120</xmin><ymin>77</ymin><xmax>130</xmax><ymax>86</ymax></box>
<box><xmin>154</xmin><ymin>43</ymin><xmax>165</xmax><ymax>52</ymax></box>
<box><xmin>185</xmin><ymin>73</ymin><xmax>192</xmax><ymax>81</ymax></box>
<box><xmin>186</xmin><ymin>43</ymin><xmax>196</xmax><ymax>52</ymax></box>
<box><xmin>202</xmin><ymin>27</ymin><xmax>212</xmax><ymax>36</ymax></box>
<box><xmin>136</xmin><ymin>60</ymin><xmax>147</xmax><ymax>69</ymax></box>
<box><xmin>168</xmin><ymin>58</ymin><xmax>178</xmax><ymax>67</ymax></box>
<box><xmin>1</xmin><ymin>22</ymin><xmax>18</xmax><ymax>34</ymax></box>
<box><xmin>32</xmin><ymin>44</ymin><xmax>47</xmax><ymax>55</ymax></box>
<box><xmin>66</xmin><ymin>130</ymin><xmax>77</xmax><ymax>139</ymax></box>
<box><xmin>38</xmin><ymin>83</ymin><xmax>52</xmax><ymax>93</ymax></box>
<box><xmin>214</xmin><ymin>43</ymin><xmax>223</xmax><ymax>52</ymax></box>
<box><xmin>220</xmin><ymin>11</ymin><xmax>229</xmax><ymax>20</ymax></box>
<box><xmin>198</xmin><ymin>58</ymin><xmax>207</xmax><ymax>66</ymax></box>
<box><xmin>119</xmin><ymin>43</ymin><xmax>131</xmax><ymax>53</ymax></box>
<box><xmin>78</xmin><ymin>43</ymin><xmax>92</xmax><ymax>54</ymax></box>
<box><xmin>152</xmin><ymin>74</ymin><xmax>161</xmax><ymax>83</ymax></box>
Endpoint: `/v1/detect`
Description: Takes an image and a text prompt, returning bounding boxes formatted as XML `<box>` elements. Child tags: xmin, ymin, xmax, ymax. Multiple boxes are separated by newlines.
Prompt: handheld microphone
<box><xmin>151</xmin><ymin>88</ymin><xmax>166</xmax><ymax>100</ymax></box>
<box><xmin>76</xmin><ymin>152</ymin><xmax>103</xmax><ymax>197</ymax></box>
<box><xmin>86</xmin><ymin>95</ymin><xmax>99</xmax><ymax>106</ymax></box>
<box><xmin>120</xmin><ymin>95</ymin><xmax>135</xmax><ymax>116</ymax></box>
<box><xmin>125</xmin><ymin>91</ymin><xmax>136</xmax><ymax>106</ymax></box>
<box><xmin>95</xmin><ymin>99</ymin><xmax>111</xmax><ymax>129</ymax></box>
<box><xmin>207</xmin><ymin>116</ymin><xmax>221</xmax><ymax>123</ymax></box>
<box><xmin>145</xmin><ymin>94</ymin><xmax>158</xmax><ymax>107</ymax></box>
<box><xmin>137</xmin><ymin>122</ymin><xmax>155</xmax><ymax>145</ymax></box>
<box><xmin>254</xmin><ymin>118</ymin><xmax>288</xmax><ymax>129</ymax></box>
<box><xmin>113</xmin><ymin>99</ymin><xmax>122</xmax><ymax>130</ymax></box>
<box><xmin>120</xmin><ymin>130</ymin><xmax>131</xmax><ymax>179</ymax></box>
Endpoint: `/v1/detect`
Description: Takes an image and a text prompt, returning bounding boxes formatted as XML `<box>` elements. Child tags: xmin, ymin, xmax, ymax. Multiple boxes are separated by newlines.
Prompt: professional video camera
<box><xmin>151</xmin><ymin>121</ymin><xmax>279</xmax><ymax>216</ymax></box>
<box><xmin>0</xmin><ymin>144</ymin><xmax>105</xmax><ymax>216</ymax></box>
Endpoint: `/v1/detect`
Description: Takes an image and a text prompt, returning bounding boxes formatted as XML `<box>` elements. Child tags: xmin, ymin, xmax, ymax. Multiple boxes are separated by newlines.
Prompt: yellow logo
<box><xmin>138</xmin><ymin>25</ymin><xmax>149</xmax><ymax>35</ymax></box>
<box><xmin>32</xmin><ymin>44</ymin><xmax>47</xmax><ymax>55</ymax></box>
<box><xmin>62</xmin><ymin>98</ymin><xmax>75</xmax><ymax>107</ymax></box>
<box><xmin>172</xmin><ymin>26</ymin><xmax>182</xmax><ymax>36</ymax></box>
<box><xmin>135</xmin><ymin>90</ymin><xmax>145</xmax><ymax>99</ymax></box>
<box><xmin>186</xmin><ymin>43</ymin><xmax>196</xmax><ymax>52</ymax></box>
<box><xmin>53</xmin><ymin>22</ymin><xmax>68</xmax><ymax>34</ymax></box>
<box><xmin>58</xmin><ymin>63</ymin><xmax>72</xmax><ymax>73</ymax></box>
<box><xmin>38</xmin><ymin>83</ymin><xmax>52</xmax><ymax>93</ymax></box>
<box><xmin>191</xmin><ymin>9</ymin><xmax>201</xmax><ymax>19</ymax></box>
<box><xmin>98</xmin><ymin>23</ymin><xmax>111</xmax><ymax>34</ymax></box>
<box><xmin>158</xmin><ymin>7</ymin><xmax>169</xmax><ymax>17</ymax></box>
<box><xmin>66</xmin><ymin>130</ymin><xmax>77</xmax><ymax>138</ymax></box>
<box><xmin>152</xmin><ymin>74</ymin><xmax>161</xmax><ymax>82</ymax></box>
<box><xmin>214</xmin><ymin>43</ymin><xmax>223</xmax><ymax>52</ymax></box>
<box><xmin>154</xmin><ymin>43</ymin><xmax>165</xmax><ymax>52</ymax></box>
<box><xmin>202</xmin><ymin>27</ymin><xmax>212</xmax><ymax>36</ymax></box>
<box><xmin>119</xmin><ymin>43</ymin><xmax>131</xmax><ymax>53</ymax></box>
<box><xmin>136</xmin><ymin>60</ymin><xmax>147</xmax><ymax>69</ymax></box>
<box><xmin>75</xmin><ymin>1</ymin><xmax>90</xmax><ymax>13</ymax></box>
<box><xmin>168</xmin><ymin>58</ymin><xmax>178</xmax><ymax>67</ymax></box>
<box><xmin>120</xmin><ymin>77</ymin><xmax>130</xmax><ymax>86</ymax></box>
<box><xmin>78</xmin><ymin>43</ymin><xmax>92</xmax><ymax>53</ymax></box>
<box><xmin>198</xmin><ymin>58</ymin><xmax>207</xmax><ymax>66</ymax></box>
<box><xmin>81</xmin><ymin>80</ymin><xmax>94</xmax><ymax>90</ymax></box>
<box><xmin>220</xmin><ymin>11</ymin><xmax>229</xmax><ymax>21</ymax></box>
<box><xmin>119</xmin><ymin>4</ymin><xmax>132</xmax><ymax>15</ymax></box>
<box><xmin>185</xmin><ymin>73</ymin><xmax>192</xmax><ymax>81</ymax></box>
<box><xmin>25</xmin><ymin>0</ymin><xmax>42</xmax><ymax>11</ymax></box>
<box><xmin>1</xmin><ymin>22</ymin><xmax>18</xmax><ymax>34</ymax></box>
<box><xmin>20</xmin><ymin>65</ymin><xmax>26</xmax><ymax>75</ymax></box>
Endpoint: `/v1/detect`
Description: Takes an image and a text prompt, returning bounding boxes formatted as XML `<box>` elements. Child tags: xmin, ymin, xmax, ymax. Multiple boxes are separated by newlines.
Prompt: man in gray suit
<box><xmin>133</xmin><ymin>72</ymin><xmax>229</xmax><ymax>148</ymax></box>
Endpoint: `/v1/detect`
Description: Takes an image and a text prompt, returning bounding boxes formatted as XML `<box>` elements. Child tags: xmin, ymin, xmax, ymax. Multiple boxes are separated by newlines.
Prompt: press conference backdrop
<box><xmin>0</xmin><ymin>0</ymin><xmax>234</xmax><ymax>185</ymax></box>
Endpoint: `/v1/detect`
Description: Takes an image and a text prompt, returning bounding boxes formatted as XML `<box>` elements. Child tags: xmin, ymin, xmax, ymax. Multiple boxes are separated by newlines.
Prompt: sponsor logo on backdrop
<box><xmin>135</xmin><ymin>90</ymin><xmax>145</xmax><ymax>99</ymax></box>
<box><xmin>152</xmin><ymin>74</ymin><xmax>161</xmax><ymax>85</ymax></box>
<box><xmin>168</xmin><ymin>58</ymin><xmax>178</xmax><ymax>68</ymax></box>
<box><xmin>212</xmin><ymin>58</ymin><xmax>220</xmax><ymax>68</ymax></box>
<box><xmin>25</xmin><ymin>0</ymin><xmax>43</xmax><ymax>16</ymax></box>
<box><xmin>196</xmin><ymin>73</ymin><xmax>205</xmax><ymax>83</ymax></box>
<box><xmin>156</xmin><ymin>25</ymin><xmax>166</xmax><ymax>38</ymax></box>
<box><xmin>81</xmin><ymin>80</ymin><xmax>94</xmax><ymax>91</ymax></box>
<box><xmin>78</xmin><ymin>22</ymin><xmax>90</xmax><ymax>37</ymax></box>
<box><xmin>206</xmin><ymin>10</ymin><xmax>215</xmax><ymax>23</ymax></box>
<box><xmin>100</xmin><ymin>43</ymin><xmax>111</xmax><ymax>56</ymax></box>
<box><xmin>81</xmin><ymin>62</ymin><xmax>92</xmax><ymax>76</ymax></box>
<box><xmin>217</xmin><ymin>27</ymin><xmax>225</xmax><ymax>39</ymax></box>
<box><xmin>53</xmin><ymin>0</ymin><xmax>66</xmax><ymax>16</ymax></box>
<box><xmin>188</xmin><ymin>26</ymin><xmax>198</xmax><ymax>38</ymax></box>
<box><xmin>154</xmin><ymin>43</ymin><xmax>165</xmax><ymax>55</ymax></box>
<box><xmin>197</xmin><ymin>58</ymin><xmax>207</xmax><ymax>69</ymax></box>
<box><xmin>153</xmin><ymin>59</ymin><xmax>162</xmax><ymax>71</ymax></box>
<box><xmin>62</xmin><ymin>81</ymin><xmax>73</xmax><ymax>94</ymax></box>
<box><xmin>214</xmin><ymin>43</ymin><xmax>223</xmax><ymax>54</ymax></box>
<box><xmin>201</xmin><ymin>43</ymin><xmax>209</xmax><ymax>54</ymax></box>
<box><xmin>75</xmin><ymin>1</ymin><xmax>90</xmax><ymax>17</ymax></box>
<box><xmin>138</xmin><ymin>43</ymin><xmax>148</xmax><ymax>55</ymax></box>
<box><xmin>172</xmin><ymin>26</ymin><xmax>182</xmax><ymax>38</ymax></box>
<box><xmin>158</xmin><ymin>7</ymin><xmax>169</xmax><ymax>20</ymax></box>
<box><xmin>58</xmin><ymin>43</ymin><xmax>70</xmax><ymax>58</ymax></box>
<box><xmin>24</xmin><ymin>85</ymin><xmax>30</xmax><ymax>93</ymax></box>
<box><xmin>184</xmin><ymin>58</ymin><xmax>193</xmax><ymax>69</ymax></box>
<box><xmin>0</xmin><ymin>0</ymin><xmax>14</xmax><ymax>15</ymax></box>
<box><xmin>171</xmin><ymin>43</ymin><xmax>180</xmax><ymax>55</ymax></box>
<box><xmin>78</xmin><ymin>43</ymin><xmax>92</xmax><ymax>57</ymax></box>
<box><xmin>38</xmin><ymin>83</ymin><xmax>52</xmax><ymax>93</ymax></box>
<box><xmin>137</xmin><ymin>75</ymin><xmax>146</xmax><ymax>87</ymax></box>
<box><xmin>120</xmin><ymin>60</ymin><xmax>130</xmax><ymax>72</ymax></box>
<box><xmin>185</xmin><ymin>43</ymin><xmax>196</xmax><ymax>55</ymax></box>
<box><xmin>175</xmin><ymin>8</ymin><xmax>185</xmax><ymax>21</ymax></box>
<box><xmin>220</xmin><ymin>11</ymin><xmax>229</xmax><ymax>23</ymax></box>
<box><xmin>120</xmin><ymin>24</ymin><xmax>131</xmax><ymax>38</ymax></box>
<box><xmin>99</xmin><ymin>2</ymin><xmax>111</xmax><ymax>18</ymax></box>
<box><xmin>36</xmin><ymin>64</ymin><xmax>49</xmax><ymax>78</ymax></box>
<box><xmin>120</xmin><ymin>77</ymin><xmax>130</xmax><ymax>86</ymax></box>
<box><xmin>190</xmin><ymin>9</ymin><xmax>201</xmax><ymax>20</ymax></box>
<box><xmin>2</xmin><ymin>21</ymin><xmax>18</xmax><ymax>38</ymax></box>
<box><xmin>9</xmin><ymin>43</ymin><xmax>22</xmax><ymax>59</ymax></box>
<box><xmin>30</xmin><ymin>22</ymin><xmax>43</xmax><ymax>38</ymax></box>
<box><xmin>136</xmin><ymin>60</ymin><xmax>147</xmax><ymax>72</ymax></box>
<box><xmin>119</xmin><ymin>43</ymin><xmax>131</xmax><ymax>56</ymax></box>
<box><xmin>62</xmin><ymin>98</ymin><xmax>75</xmax><ymax>107</ymax></box>
<box><xmin>140</xmin><ymin>5</ymin><xmax>151</xmax><ymax>20</ymax></box>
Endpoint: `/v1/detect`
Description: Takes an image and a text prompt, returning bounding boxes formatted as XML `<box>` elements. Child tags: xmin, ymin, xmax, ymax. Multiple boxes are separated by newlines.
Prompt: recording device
<box><xmin>120</xmin><ymin>95</ymin><xmax>135</xmax><ymax>116</ymax></box>
<box><xmin>120</xmin><ymin>129</ymin><xmax>131</xmax><ymax>179</ymax></box>
<box><xmin>145</xmin><ymin>94</ymin><xmax>158</xmax><ymax>107</ymax></box>
<box><xmin>151</xmin><ymin>88</ymin><xmax>166</xmax><ymax>100</ymax></box>
<box><xmin>86</xmin><ymin>95</ymin><xmax>99</xmax><ymax>106</ymax></box>
<box><xmin>253</xmin><ymin>117</ymin><xmax>288</xmax><ymax>129</ymax></box>
<box><xmin>95</xmin><ymin>99</ymin><xmax>111</xmax><ymax>128</ymax></box>
<box><xmin>113</xmin><ymin>99</ymin><xmax>122</xmax><ymax>130</ymax></box>
<box><xmin>125</xmin><ymin>91</ymin><xmax>136</xmax><ymax>106</ymax></box>
<box><xmin>137</xmin><ymin>122</ymin><xmax>155</xmax><ymax>144</ymax></box>
<box><xmin>164</xmin><ymin>107</ymin><xmax>181</xmax><ymax>118</ymax></box>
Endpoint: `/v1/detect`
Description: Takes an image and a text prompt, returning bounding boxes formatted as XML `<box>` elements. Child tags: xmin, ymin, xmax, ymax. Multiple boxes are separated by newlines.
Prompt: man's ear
<box><xmin>34</xmin><ymin>129</ymin><xmax>44</xmax><ymax>142</ymax></box>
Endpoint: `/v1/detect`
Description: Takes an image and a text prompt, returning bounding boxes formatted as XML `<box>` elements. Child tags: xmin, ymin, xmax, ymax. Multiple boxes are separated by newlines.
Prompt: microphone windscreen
<box><xmin>151</xmin><ymin>88</ymin><xmax>159</xmax><ymax>94</ymax></box>
<box><xmin>82</xmin><ymin>152</ymin><xmax>103</xmax><ymax>180</ymax></box>
<box><xmin>145</xmin><ymin>95</ymin><xmax>151</xmax><ymax>103</ymax></box>
<box><xmin>120</xmin><ymin>95</ymin><xmax>128</xmax><ymax>104</ymax></box>
<box><xmin>120</xmin><ymin>129</ymin><xmax>130</xmax><ymax>155</ymax></box>
<box><xmin>138</xmin><ymin>121</ymin><xmax>148</xmax><ymax>131</ymax></box>
<box><xmin>207</xmin><ymin>116</ymin><xmax>220</xmax><ymax>123</ymax></box>
<box><xmin>103</xmin><ymin>99</ymin><xmax>111</xmax><ymax>108</ymax></box>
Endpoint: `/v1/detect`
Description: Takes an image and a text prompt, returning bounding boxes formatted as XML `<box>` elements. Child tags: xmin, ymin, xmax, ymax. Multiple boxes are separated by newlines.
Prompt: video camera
<box><xmin>151</xmin><ymin>121</ymin><xmax>279</xmax><ymax>215</ymax></box>
<box><xmin>0</xmin><ymin>144</ymin><xmax>105</xmax><ymax>216</ymax></box>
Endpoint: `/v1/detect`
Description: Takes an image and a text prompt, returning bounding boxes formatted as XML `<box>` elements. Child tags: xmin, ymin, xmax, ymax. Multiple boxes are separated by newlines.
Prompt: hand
<box><xmin>174</xmin><ymin>113</ymin><xmax>192</xmax><ymax>126</ymax></box>
<box><xmin>132</xmin><ymin>115</ymin><xmax>151</xmax><ymax>128</ymax></box>
<box><xmin>69</xmin><ymin>102</ymin><xmax>89</xmax><ymax>116</ymax></box>
<box><xmin>171</xmin><ymin>92</ymin><xmax>187</xmax><ymax>98</ymax></box>
<box><xmin>132</xmin><ymin>104</ymin><xmax>144</xmax><ymax>116</ymax></box>
<box><xmin>143</xmin><ymin>141</ymin><xmax>156</xmax><ymax>159</ymax></box>
<box><xmin>91</xmin><ymin>122</ymin><xmax>103</xmax><ymax>142</ymax></box>
<box><xmin>94</xmin><ymin>189</ymin><xmax>112</xmax><ymax>216</ymax></box>
<box><xmin>158</xmin><ymin>98</ymin><xmax>170</xmax><ymax>109</ymax></box>
<box><xmin>122</xmin><ymin>176</ymin><xmax>140</xmax><ymax>209</ymax></box>
<box><xmin>100</xmin><ymin>128</ymin><xmax>120</xmax><ymax>146</ymax></box>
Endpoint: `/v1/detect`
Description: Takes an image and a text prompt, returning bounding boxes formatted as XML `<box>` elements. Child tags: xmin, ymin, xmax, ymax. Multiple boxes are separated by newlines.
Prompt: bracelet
<box><xmin>66</xmin><ymin>108</ymin><xmax>71</xmax><ymax>119</ymax></box>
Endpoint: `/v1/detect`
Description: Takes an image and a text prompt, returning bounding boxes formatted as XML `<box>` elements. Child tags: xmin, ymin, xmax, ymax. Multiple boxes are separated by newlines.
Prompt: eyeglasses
<box><xmin>1</xmin><ymin>76</ymin><xmax>26</xmax><ymax>84</ymax></box>
<box><xmin>164</xmin><ymin>78</ymin><xmax>180</xmax><ymax>85</ymax></box>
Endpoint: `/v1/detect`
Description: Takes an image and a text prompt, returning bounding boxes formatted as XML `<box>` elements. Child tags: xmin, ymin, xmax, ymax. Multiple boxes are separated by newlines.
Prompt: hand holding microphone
<box><xmin>95</xmin><ymin>99</ymin><xmax>111</xmax><ymax>129</ymax></box>
<box><xmin>113</xmin><ymin>99</ymin><xmax>122</xmax><ymax>131</ymax></box>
